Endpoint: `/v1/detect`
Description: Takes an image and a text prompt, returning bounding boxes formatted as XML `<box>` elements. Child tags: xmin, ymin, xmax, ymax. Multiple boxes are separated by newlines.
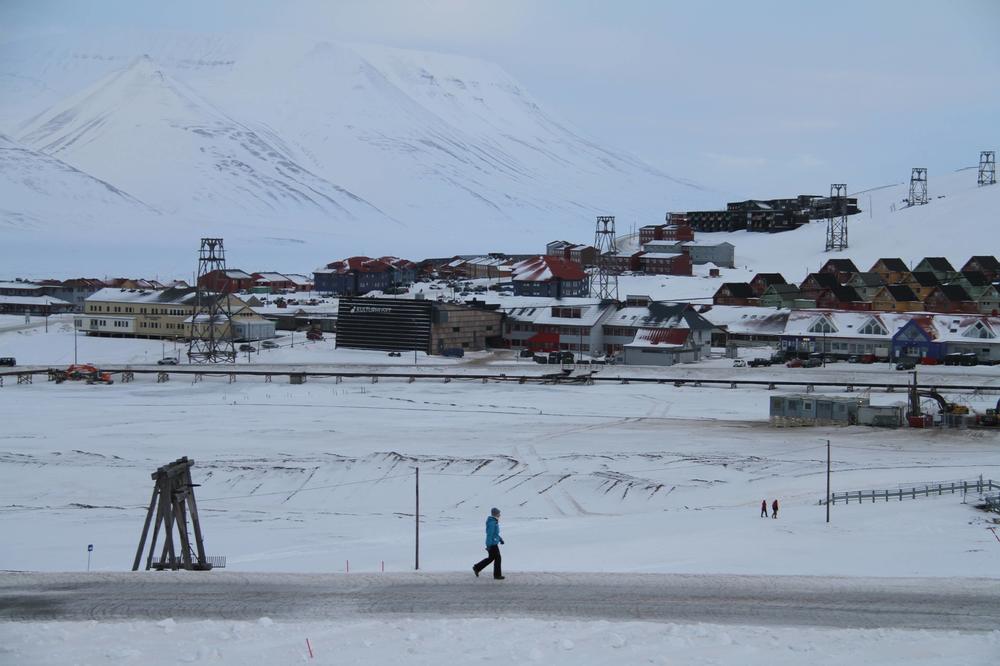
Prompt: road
<box><xmin>2</xmin><ymin>572</ymin><xmax>998</xmax><ymax>630</ymax></box>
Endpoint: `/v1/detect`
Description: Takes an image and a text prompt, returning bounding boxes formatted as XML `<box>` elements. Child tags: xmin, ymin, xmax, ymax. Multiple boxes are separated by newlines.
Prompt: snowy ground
<box><xmin>3</xmin><ymin>331</ymin><xmax>1000</xmax><ymax>663</ymax></box>
<box><xmin>5</xmin><ymin>615</ymin><xmax>996</xmax><ymax>666</ymax></box>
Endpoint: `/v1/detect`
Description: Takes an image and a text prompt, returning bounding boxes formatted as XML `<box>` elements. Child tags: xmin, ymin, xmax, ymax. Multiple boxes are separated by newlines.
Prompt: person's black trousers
<box><xmin>474</xmin><ymin>545</ymin><xmax>502</xmax><ymax>578</ymax></box>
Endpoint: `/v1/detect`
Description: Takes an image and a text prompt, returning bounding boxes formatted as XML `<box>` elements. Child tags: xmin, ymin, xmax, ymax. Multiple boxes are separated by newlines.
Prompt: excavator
<box><xmin>976</xmin><ymin>398</ymin><xmax>1000</xmax><ymax>428</ymax></box>
<box><xmin>906</xmin><ymin>376</ymin><xmax>968</xmax><ymax>427</ymax></box>
<box><xmin>51</xmin><ymin>364</ymin><xmax>114</xmax><ymax>385</ymax></box>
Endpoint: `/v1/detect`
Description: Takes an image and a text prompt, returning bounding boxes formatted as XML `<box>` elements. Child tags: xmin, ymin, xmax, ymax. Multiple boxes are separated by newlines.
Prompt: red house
<box><xmin>197</xmin><ymin>269</ymin><xmax>255</xmax><ymax>294</ymax></box>
<box><xmin>639</xmin><ymin>252</ymin><xmax>692</xmax><ymax>276</ymax></box>
<box><xmin>924</xmin><ymin>285</ymin><xmax>978</xmax><ymax>314</ymax></box>
<box><xmin>815</xmin><ymin>285</ymin><xmax>870</xmax><ymax>311</ymax></box>
<box><xmin>749</xmin><ymin>273</ymin><xmax>787</xmax><ymax>297</ymax></box>
<box><xmin>819</xmin><ymin>258</ymin><xmax>859</xmax><ymax>284</ymax></box>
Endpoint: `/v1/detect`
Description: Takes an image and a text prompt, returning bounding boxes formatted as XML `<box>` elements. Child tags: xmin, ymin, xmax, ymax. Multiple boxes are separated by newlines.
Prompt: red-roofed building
<box><xmin>313</xmin><ymin>256</ymin><xmax>399</xmax><ymax>295</ymax></box>
<box><xmin>511</xmin><ymin>256</ymin><xmax>589</xmax><ymax>298</ymax></box>
<box><xmin>623</xmin><ymin>327</ymin><xmax>699</xmax><ymax>366</ymax></box>
<box><xmin>197</xmin><ymin>269</ymin><xmax>255</xmax><ymax>294</ymax></box>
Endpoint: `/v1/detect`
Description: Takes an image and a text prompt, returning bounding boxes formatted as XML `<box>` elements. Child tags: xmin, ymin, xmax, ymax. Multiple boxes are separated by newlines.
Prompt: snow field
<box><xmin>1</xmin><ymin>376</ymin><xmax>998</xmax><ymax>577</ymax></box>
<box><xmin>1</xmin><ymin>616</ymin><xmax>997</xmax><ymax>666</ymax></box>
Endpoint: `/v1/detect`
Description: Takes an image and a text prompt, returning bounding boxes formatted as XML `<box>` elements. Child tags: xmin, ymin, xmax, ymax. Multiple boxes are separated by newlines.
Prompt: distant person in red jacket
<box><xmin>771</xmin><ymin>499</ymin><xmax>779</xmax><ymax>519</ymax></box>
<box><xmin>760</xmin><ymin>499</ymin><xmax>768</xmax><ymax>518</ymax></box>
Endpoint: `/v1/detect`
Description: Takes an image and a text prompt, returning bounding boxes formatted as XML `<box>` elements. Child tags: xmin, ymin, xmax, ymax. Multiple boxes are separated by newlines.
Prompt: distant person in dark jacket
<box><xmin>760</xmin><ymin>499</ymin><xmax>768</xmax><ymax>518</ymax></box>
<box><xmin>772</xmin><ymin>499</ymin><xmax>779</xmax><ymax>519</ymax></box>
<box><xmin>473</xmin><ymin>507</ymin><xmax>505</xmax><ymax>580</ymax></box>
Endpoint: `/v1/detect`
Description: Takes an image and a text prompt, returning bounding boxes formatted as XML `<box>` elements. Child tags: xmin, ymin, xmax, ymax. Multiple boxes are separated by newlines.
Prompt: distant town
<box><xmin>2</xmin><ymin>196</ymin><xmax>999</xmax><ymax>368</ymax></box>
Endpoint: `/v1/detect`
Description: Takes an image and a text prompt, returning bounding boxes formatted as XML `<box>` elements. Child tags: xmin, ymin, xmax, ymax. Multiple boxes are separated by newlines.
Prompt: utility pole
<box><xmin>826</xmin><ymin>439</ymin><xmax>831</xmax><ymax>524</ymax></box>
<box><xmin>73</xmin><ymin>317</ymin><xmax>79</xmax><ymax>364</ymax></box>
<box><xmin>414</xmin><ymin>467</ymin><xmax>420</xmax><ymax>571</ymax></box>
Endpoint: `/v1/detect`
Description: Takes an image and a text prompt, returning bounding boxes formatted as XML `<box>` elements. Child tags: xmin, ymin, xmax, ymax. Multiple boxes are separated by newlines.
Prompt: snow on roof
<box><xmin>0</xmin><ymin>281</ymin><xmax>44</xmax><ymax>291</ymax></box>
<box><xmin>0</xmin><ymin>294</ymin><xmax>72</xmax><ymax>306</ymax></box>
<box><xmin>283</xmin><ymin>274</ymin><xmax>313</xmax><ymax>286</ymax></box>
<box><xmin>641</xmin><ymin>252</ymin><xmax>685</xmax><ymax>260</ymax></box>
<box><xmin>511</xmin><ymin>256</ymin><xmax>586</xmax><ymax>282</ymax></box>
<box><xmin>86</xmin><ymin>286</ymin><xmax>198</xmax><ymax>304</ymax></box>
<box><xmin>624</xmin><ymin>328</ymin><xmax>690</xmax><ymax>349</ymax></box>
<box><xmin>254</xmin><ymin>272</ymin><xmax>289</xmax><ymax>282</ymax></box>
<box><xmin>507</xmin><ymin>301</ymin><xmax>613</xmax><ymax>327</ymax></box>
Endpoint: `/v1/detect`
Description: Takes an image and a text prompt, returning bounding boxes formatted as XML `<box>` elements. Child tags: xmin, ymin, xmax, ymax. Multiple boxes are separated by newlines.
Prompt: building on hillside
<box><xmin>0</xmin><ymin>280</ymin><xmax>46</xmax><ymax>298</ymax></box>
<box><xmin>961</xmin><ymin>256</ymin><xmax>1000</xmax><ymax>281</ymax></box>
<box><xmin>819</xmin><ymin>258</ymin><xmax>860</xmax><ymax>284</ymax></box>
<box><xmin>502</xmin><ymin>299</ymin><xmax>616</xmax><ymax>355</ymax></box>
<box><xmin>868</xmin><ymin>258</ymin><xmax>911</xmax><ymax>285</ymax></box>
<box><xmin>749</xmin><ymin>273</ymin><xmax>787</xmax><ymax>297</ymax></box>
<box><xmin>816</xmin><ymin>286</ymin><xmax>870</xmax><ymax>311</ymax></box>
<box><xmin>313</xmin><ymin>256</ymin><xmax>411</xmax><ymax>295</ymax></box>
<box><xmin>951</xmin><ymin>271</ymin><xmax>992</xmax><ymax>299</ymax></box>
<box><xmin>252</xmin><ymin>273</ymin><xmax>295</xmax><ymax>293</ymax></box>
<box><xmin>605</xmin><ymin>251</ymin><xmax>644</xmax><ymax>274</ymax></box>
<box><xmin>641</xmin><ymin>240</ymin><xmax>735</xmax><ymax>268</ymax></box>
<box><xmin>799</xmin><ymin>272</ymin><xmax>842</xmax><ymax>299</ymax></box>
<box><xmin>511</xmin><ymin>256</ymin><xmax>589</xmax><ymax>298</ymax></box>
<box><xmin>845</xmin><ymin>272</ymin><xmax>887</xmax><ymax>301</ymax></box>
<box><xmin>463</xmin><ymin>256</ymin><xmax>512</xmax><ymax>280</ymax></box>
<box><xmin>870</xmin><ymin>285</ymin><xmax>922</xmax><ymax>312</ymax></box>
<box><xmin>197</xmin><ymin>269</ymin><xmax>255</xmax><ymax>294</ymax></box>
<box><xmin>913</xmin><ymin>257</ymin><xmax>957</xmax><ymax>282</ymax></box>
<box><xmin>907</xmin><ymin>272</ymin><xmax>941</xmax><ymax>300</ymax></box>
<box><xmin>923</xmin><ymin>284</ymin><xmax>978</xmax><ymax>314</ymax></box>
<box><xmin>686</xmin><ymin>194</ymin><xmax>859</xmax><ymax>233</ymax></box>
<box><xmin>713</xmin><ymin>282</ymin><xmax>757</xmax><ymax>306</ymax></box>
<box><xmin>638</xmin><ymin>222</ymin><xmax>694</xmax><ymax>244</ymax></box>
<box><xmin>638</xmin><ymin>252</ymin><xmax>692</xmax><ymax>276</ymax></box>
<box><xmin>81</xmin><ymin>287</ymin><xmax>272</xmax><ymax>340</ymax></box>
<box><xmin>759</xmin><ymin>284</ymin><xmax>803</xmax><ymax>309</ymax></box>
<box><xmin>544</xmin><ymin>241</ymin><xmax>597</xmax><ymax>266</ymax></box>
<box><xmin>335</xmin><ymin>297</ymin><xmax>503</xmax><ymax>354</ymax></box>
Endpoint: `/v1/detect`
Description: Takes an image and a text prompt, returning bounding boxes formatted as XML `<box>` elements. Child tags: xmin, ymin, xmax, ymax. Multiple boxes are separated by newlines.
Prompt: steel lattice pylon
<box><xmin>188</xmin><ymin>238</ymin><xmax>236</xmax><ymax>364</ymax></box>
<box><xmin>591</xmin><ymin>215</ymin><xmax>619</xmax><ymax>301</ymax></box>
<box><xmin>908</xmin><ymin>168</ymin><xmax>928</xmax><ymax>206</ymax></box>
<box><xmin>825</xmin><ymin>183</ymin><xmax>848</xmax><ymax>251</ymax></box>
<box><xmin>979</xmin><ymin>151</ymin><xmax>996</xmax><ymax>186</ymax></box>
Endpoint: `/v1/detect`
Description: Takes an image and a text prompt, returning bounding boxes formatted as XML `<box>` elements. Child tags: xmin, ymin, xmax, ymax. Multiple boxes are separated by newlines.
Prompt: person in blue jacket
<box><xmin>472</xmin><ymin>507</ymin><xmax>505</xmax><ymax>579</ymax></box>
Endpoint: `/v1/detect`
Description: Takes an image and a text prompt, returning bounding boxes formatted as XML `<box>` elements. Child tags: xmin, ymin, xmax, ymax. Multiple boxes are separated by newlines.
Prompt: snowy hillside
<box><xmin>697</xmin><ymin>167</ymin><xmax>999</xmax><ymax>283</ymax></box>
<box><xmin>0</xmin><ymin>132</ymin><xmax>156</xmax><ymax>230</ymax></box>
<box><xmin>0</xmin><ymin>30</ymin><xmax>711</xmax><ymax>276</ymax></box>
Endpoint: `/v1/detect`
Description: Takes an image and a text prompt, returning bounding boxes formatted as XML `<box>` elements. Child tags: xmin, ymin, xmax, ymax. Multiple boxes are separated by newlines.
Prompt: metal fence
<box><xmin>829</xmin><ymin>478</ymin><xmax>1000</xmax><ymax>505</ymax></box>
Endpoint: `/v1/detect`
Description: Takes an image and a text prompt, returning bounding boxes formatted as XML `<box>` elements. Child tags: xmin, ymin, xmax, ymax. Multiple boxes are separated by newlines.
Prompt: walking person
<box><xmin>473</xmin><ymin>507</ymin><xmax>505</xmax><ymax>580</ymax></box>
<box><xmin>771</xmin><ymin>499</ymin><xmax>779</xmax><ymax>519</ymax></box>
<box><xmin>760</xmin><ymin>499</ymin><xmax>768</xmax><ymax>518</ymax></box>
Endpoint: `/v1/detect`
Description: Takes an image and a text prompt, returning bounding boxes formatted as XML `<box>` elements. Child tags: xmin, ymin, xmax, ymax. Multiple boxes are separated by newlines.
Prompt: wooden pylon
<box><xmin>132</xmin><ymin>457</ymin><xmax>211</xmax><ymax>571</ymax></box>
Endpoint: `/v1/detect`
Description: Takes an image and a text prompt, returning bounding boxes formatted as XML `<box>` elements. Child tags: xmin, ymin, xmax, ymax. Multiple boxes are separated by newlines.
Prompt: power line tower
<box><xmin>591</xmin><ymin>215</ymin><xmax>619</xmax><ymax>301</ymax></box>
<box><xmin>825</xmin><ymin>183</ymin><xmax>848</xmax><ymax>251</ymax></box>
<box><xmin>187</xmin><ymin>238</ymin><xmax>236</xmax><ymax>364</ymax></box>
<box><xmin>907</xmin><ymin>168</ymin><xmax>928</xmax><ymax>206</ymax></box>
<box><xmin>979</xmin><ymin>150</ymin><xmax>996</xmax><ymax>186</ymax></box>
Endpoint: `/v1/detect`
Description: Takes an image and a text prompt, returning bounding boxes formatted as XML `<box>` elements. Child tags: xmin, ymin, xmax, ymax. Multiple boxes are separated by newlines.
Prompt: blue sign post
<box><xmin>87</xmin><ymin>544</ymin><xmax>93</xmax><ymax>572</ymax></box>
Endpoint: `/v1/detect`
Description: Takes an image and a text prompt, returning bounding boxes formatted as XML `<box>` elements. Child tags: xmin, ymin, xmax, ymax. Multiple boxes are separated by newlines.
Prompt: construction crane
<box><xmin>906</xmin><ymin>374</ymin><xmax>968</xmax><ymax>427</ymax></box>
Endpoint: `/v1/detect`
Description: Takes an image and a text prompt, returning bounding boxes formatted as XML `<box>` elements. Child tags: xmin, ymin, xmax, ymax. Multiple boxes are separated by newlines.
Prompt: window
<box><xmin>452</xmin><ymin>327</ymin><xmax>460</xmax><ymax>332</ymax></box>
<box><xmin>808</xmin><ymin>317</ymin><xmax>837</xmax><ymax>334</ymax></box>
<box><xmin>858</xmin><ymin>318</ymin><xmax>888</xmax><ymax>336</ymax></box>
<box><xmin>963</xmin><ymin>321</ymin><xmax>995</xmax><ymax>339</ymax></box>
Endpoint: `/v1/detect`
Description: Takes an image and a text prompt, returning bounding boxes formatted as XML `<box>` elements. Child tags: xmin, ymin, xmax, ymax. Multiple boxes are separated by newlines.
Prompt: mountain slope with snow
<box><xmin>0</xmin><ymin>132</ymin><xmax>157</xmax><ymax>230</ymax></box>
<box><xmin>0</xmin><ymin>30</ymin><xmax>711</xmax><ymax>272</ymax></box>
<box><xmin>16</xmin><ymin>55</ymin><xmax>393</xmax><ymax>225</ymax></box>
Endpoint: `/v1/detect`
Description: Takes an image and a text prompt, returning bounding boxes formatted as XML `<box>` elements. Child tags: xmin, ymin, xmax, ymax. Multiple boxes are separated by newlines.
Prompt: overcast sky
<box><xmin>3</xmin><ymin>0</ymin><xmax>997</xmax><ymax>200</ymax></box>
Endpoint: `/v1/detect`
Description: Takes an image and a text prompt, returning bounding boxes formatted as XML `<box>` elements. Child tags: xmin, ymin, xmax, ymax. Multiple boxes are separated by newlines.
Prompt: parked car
<box><xmin>895</xmin><ymin>361</ymin><xmax>916</xmax><ymax>370</ymax></box>
<box><xmin>732</xmin><ymin>359</ymin><xmax>747</xmax><ymax>367</ymax></box>
<box><xmin>387</xmin><ymin>351</ymin><xmax>402</xmax><ymax>357</ymax></box>
<box><xmin>770</xmin><ymin>352</ymin><xmax>786</xmax><ymax>364</ymax></box>
<box><xmin>803</xmin><ymin>357</ymin><xmax>823</xmax><ymax>368</ymax></box>
<box><xmin>441</xmin><ymin>347</ymin><xmax>465</xmax><ymax>358</ymax></box>
<box><xmin>0</xmin><ymin>357</ymin><xmax>15</xmax><ymax>367</ymax></box>
<box><xmin>306</xmin><ymin>329</ymin><xmax>324</xmax><ymax>341</ymax></box>
<box><xmin>239</xmin><ymin>344</ymin><xmax>257</xmax><ymax>353</ymax></box>
<box><xmin>157</xmin><ymin>357</ymin><xmax>179</xmax><ymax>366</ymax></box>
<box><xmin>847</xmin><ymin>355</ymin><xmax>859</xmax><ymax>363</ymax></box>
<box><xmin>748</xmin><ymin>358</ymin><xmax>771</xmax><ymax>367</ymax></box>
<box><xmin>519</xmin><ymin>348</ymin><xmax>535</xmax><ymax>358</ymax></box>
<box><xmin>786</xmin><ymin>358</ymin><xmax>803</xmax><ymax>368</ymax></box>
<box><xmin>261</xmin><ymin>340</ymin><xmax>278</xmax><ymax>349</ymax></box>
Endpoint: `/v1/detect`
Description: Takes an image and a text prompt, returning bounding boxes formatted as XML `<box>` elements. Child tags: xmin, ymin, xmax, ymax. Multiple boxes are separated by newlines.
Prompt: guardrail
<box><xmin>2</xmin><ymin>365</ymin><xmax>1000</xmax><ymax>393</ymax></box>
<box><xmin>830</xmin><ymin>478</ymin><xmax>1000</xmax><ymax>505</ymax></box>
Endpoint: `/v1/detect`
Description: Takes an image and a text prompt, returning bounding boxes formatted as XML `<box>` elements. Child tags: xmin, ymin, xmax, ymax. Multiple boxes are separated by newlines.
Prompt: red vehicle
<box><xmin>786</xmin><ymin>358</ymin><xmax>803</xmax><ymax>368</ymax></box>
<box><xmin>306</xmin><ymin>329</ymin><xmax>324</xmax><ymax>341</ymax></box>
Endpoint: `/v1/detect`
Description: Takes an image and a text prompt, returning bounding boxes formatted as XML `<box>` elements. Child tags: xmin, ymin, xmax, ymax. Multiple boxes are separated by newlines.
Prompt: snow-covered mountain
<box><xmin>0</xmin><ymin>132</ymin><xmax>156</xmax><ymax>230</ymax></box>
<box><xmin>17</xmin><ymin>55</ymin><xmax>393</xmax><ymax>224</ymax></box>
<box><xmin>0</xmin><ymin>30</ymin><xmax>710</xmax><ymax>275</ymax></box>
